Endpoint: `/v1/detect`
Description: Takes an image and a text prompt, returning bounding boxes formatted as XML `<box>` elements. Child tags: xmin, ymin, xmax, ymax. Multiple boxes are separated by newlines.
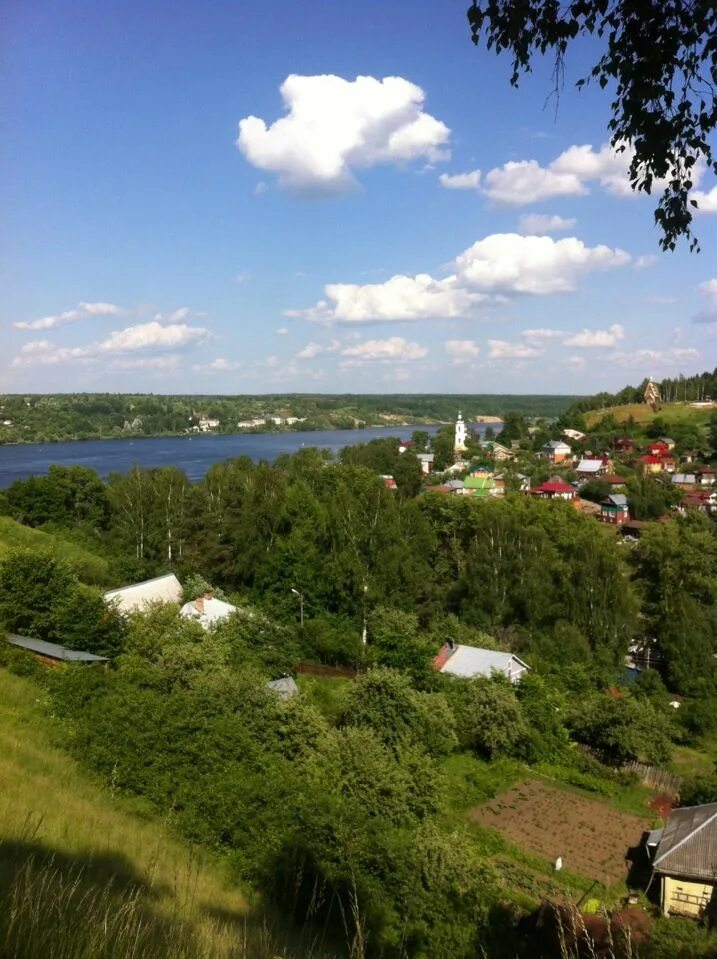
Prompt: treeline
<box><xmin>0</xmin><ymin>392</ymin><xmax>578</xmax><ymax>444</ymax></box>
<box><xmin>563</xmin><ymin>368</ymin><xmax>717</xmax><ymax>416</ymax></box>
<box><xmin>2</xmin><ymin>456</ymin><xmax>716</xmax><ymax>701</ymax></box>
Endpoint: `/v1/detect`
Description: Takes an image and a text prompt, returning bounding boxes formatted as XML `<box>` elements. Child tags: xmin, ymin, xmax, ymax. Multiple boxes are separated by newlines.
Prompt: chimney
<box><xmin>203</xmin><ymin>591</ymin><xmax>213</xmax><ymax>601</ymax></box>
<box><xmin>447</xmin><ymin>637</ymin><xmax>456</xmax><ymax>652</ymax></box>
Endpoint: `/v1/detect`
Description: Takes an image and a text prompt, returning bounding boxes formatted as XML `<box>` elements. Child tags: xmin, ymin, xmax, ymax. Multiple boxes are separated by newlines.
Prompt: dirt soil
<box><xmin>470</xmin><ymin>779</ymin><xmax>651</xmax><ymax>886</ymax></box>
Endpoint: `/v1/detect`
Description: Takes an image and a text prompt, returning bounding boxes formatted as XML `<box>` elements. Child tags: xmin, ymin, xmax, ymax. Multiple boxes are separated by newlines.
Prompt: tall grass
<box><xmin>0</xmin><ymin>670</ymin><xmax>338</xmax><ymax>959</ymax></box>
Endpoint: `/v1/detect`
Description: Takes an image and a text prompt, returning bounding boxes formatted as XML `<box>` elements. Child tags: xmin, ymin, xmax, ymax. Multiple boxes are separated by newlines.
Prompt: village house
<box><xmin>464</xmin><ymin>474</ymin><xmax>495</xmax><ymax>498</ymax></box>
<box><xmin>397</xmin><ymin>440</ymin><xmax>416</xmax><ymax>453</ymax></box>
<box><xmin>651</xmin><ymin>803</ymin><xmax>717</xmax><ymax>919</ymax></box>
<box><xmin>434</xmin><ymin>640</ymin><xmax>529</xmax><ymax>683</ymax></box>
<box><xmin>575</xmin><ymin>458</ymin><xmax>607</xmax><ymax>479</ymax></box>
<box><xmin>672</xmin><ymin>473</ymin><xmax>698</xmax><ymax>492</ymax></box>
<box><xmin>541</xmin><ymin>439</ymin><xmax>572</xmax><ymax>463</ymax></box>
<box><xmin>267</xmin><ymin>676</ymin><xmax>299</xmax><ymax>700</ymax></box>
<box><xmin>180</xmin><ymin>592</ymin><xmax>238</xmax><ymax>629</ymax></box>
<box><xmin>6</xmin><ymin>634</ymin><xmax>109</xmax><ymax>668</ymax></box>
<box><xmin>659</xmin><ymin>437</ymin><xmax>676</xmax><ymax>451</ymax></box>
<box><xmin>562</xmin><ymin>428</ymin><xmax>587</xmax><ymax>442</ymax></box>
<box><xmin>480</xmin><ymin>440</ymin><xmax>514</xmax><ymax>462</ymax></box>
<box><xmin>197</xmin><ymin>417</ymin><xmax>220</xmax><ymax>432</ymax></box>
<box><xmin>380</xmin><ymin>475</ymin><xmax>398</xmax><ymax>491</ymax></box>
<box><xmin>601</xmin><ymin>473</ymin><xmax>629</xmax><ymax>489</ymax></box>
<box><xmin>600</xmin><ymin>493</ymin><xmax>630</xmax><ymax>525</ymax></box>
<box><xmin>636</xmin><ymin>454</ymin><xmax>666</xmax><ymax>475</ymax></box>
<box><xmin>104</xmin><ymin>573</ymin><xmax>183</xmax><ymax>614</ymax></box>
<box><xmin>443</xmin><ymin>479</ymin><xmax>468</xmax><ymax>494</ymax></box>
<box><xmin>416</xmin><ymin>452</ymin><xmax>435</xmax><ymax>474</ymax></box>
<box><xmin>530</xmin><ymin>479</ymin><xmax>577</xmax><ymax>501</ymax></box>
<box><xmin>697</xmin><ymin>467</ymin><xmax>716</xmax><ymax>487</ymax></box>
<box><xmin>613</xmin><ymin>436</ymin><xmax>636</xmax><ymax>454</ymax></box>
<box><xmin>678</xmin><ymin>490</ymin><xmax>717</xmax><ymax>516</ymax></box>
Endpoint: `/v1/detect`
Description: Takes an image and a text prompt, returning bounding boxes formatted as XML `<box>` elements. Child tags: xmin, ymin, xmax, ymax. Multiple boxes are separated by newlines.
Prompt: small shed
<box><xmin>6</xmin><ymin>634</ymin><xmax>109</xmax><ymax>668</ymax></box>
<box><xmin>652</xmin><ymin>803</ymin><xmax>717</xmax><ymax>918</ymax></box>
<box><xmin>267</xmin><ymin>676</ymin><xmax>300</xmax><ymax>700</ymax></box>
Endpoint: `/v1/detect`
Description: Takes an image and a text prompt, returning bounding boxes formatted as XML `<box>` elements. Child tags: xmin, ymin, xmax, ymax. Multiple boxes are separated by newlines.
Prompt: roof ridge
<box><xmin>654</xmin><ymin>808</ymin><xmax>717</xmax><ymax>868</ymax></box>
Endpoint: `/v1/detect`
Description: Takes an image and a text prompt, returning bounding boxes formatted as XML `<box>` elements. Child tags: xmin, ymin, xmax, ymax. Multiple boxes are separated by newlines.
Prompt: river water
<box><xmin>0</xmin><ymin>422</ymin><xmax>500</xmax><ymax>488</ymax></box>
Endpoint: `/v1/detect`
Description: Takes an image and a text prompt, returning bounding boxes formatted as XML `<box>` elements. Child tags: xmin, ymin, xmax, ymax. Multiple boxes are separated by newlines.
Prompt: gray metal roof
<box><xmin>653</xmin><ymin>804</ymin><xmax>717</xmax><ymax>880</ymax></box>
<box><xmin>607</xmin><ymin>494</ymin><xmax>628</xmax><ymax>507</ymax></box>
<box><xmin>6</xmin><ymin>634</ymin><xmax>109</xmax><ymax>663</ymax></box>
<box><xmin>444</xmin><ymin>479</ymin><xmax>465</xmax><ymax>490</ymax></box>
<box><xmin>267</xmin><ymin>676</ymin><xmax>299</xmax><ymax>700</ymax></box>
<box><xmin>544</xmin><ymin>439</ymin><xmax>570</xmax><ymax>449</ymax></box>
<box><xmin>673</xmin><ymin>474</ymin><xmax>697</xmax><ymax>485</ymax></box>
<box><xmin>439</xmin><ymin>645</ymin><xmax>529</xmax><ymax>681</ymax></box>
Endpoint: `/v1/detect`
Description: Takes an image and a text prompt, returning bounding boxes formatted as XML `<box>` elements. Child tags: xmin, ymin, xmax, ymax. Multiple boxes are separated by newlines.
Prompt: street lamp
<box><xmin>291</xmin><ymin>588</ymin><xmax>304</xmax><ymax>628</ymax></box>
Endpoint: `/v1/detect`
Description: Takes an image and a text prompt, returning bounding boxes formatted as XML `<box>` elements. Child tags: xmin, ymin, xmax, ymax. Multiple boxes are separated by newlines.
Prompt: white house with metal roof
<box><xmin>180</xmin><ymin>594</ymin><xmax>238</xmax><ymax>629</ymax></box>
<box><xmin>104</xmin><ymin>573</ymin><xmax>183</xmax><ymax>614</ymax></box>
<box><xmin>652</xmin><ymin>803</ymin><xmax>717</xmax><ymax>918</ymax></box>
<box><xmin>434</xmin><ymin>641</ymin><xmax>529</xmax><ymax>684</ymax></box>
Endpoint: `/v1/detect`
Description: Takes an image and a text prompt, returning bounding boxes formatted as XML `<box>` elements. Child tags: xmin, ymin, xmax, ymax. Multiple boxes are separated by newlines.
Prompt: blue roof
<box><xmin>6</xmin><ymin>634</ymin><xmax>109</xmax><ymax>663</ymax></box>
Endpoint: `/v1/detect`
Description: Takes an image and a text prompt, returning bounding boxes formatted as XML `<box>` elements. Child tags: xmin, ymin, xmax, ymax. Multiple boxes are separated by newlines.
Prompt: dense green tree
<box><xmin>447</xmin><ymin>676</ymin><xmax>529</xmax><ymax>758</ymax></box>
<box><xmin>569</xmin><ymin>693</ymin><xmax>673</xmax><ymax>765</ymax></box>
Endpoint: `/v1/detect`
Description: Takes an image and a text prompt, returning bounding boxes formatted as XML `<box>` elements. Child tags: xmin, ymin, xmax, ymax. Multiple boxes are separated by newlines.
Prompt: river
<box><xmin>0</xmin><ymin>422</ymin><xmax>501</xmax><ymax>488</ymax></box>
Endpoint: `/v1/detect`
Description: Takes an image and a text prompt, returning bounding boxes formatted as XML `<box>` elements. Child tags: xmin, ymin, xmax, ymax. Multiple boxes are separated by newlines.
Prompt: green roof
<box><xmin>464</xmin><ymin>475</ymin><xmax>494</xmax><ymax>496</ymax></box>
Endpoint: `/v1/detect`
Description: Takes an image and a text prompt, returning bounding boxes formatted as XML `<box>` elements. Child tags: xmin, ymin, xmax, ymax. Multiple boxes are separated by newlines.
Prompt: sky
<box><xmin>1</xmin><ymin>0</ymin><xmax>716</xmax><ymax>396</ymax></box>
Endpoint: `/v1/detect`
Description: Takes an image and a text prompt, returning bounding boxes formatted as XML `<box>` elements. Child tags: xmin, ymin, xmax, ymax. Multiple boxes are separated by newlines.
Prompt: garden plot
<box><xmin>470</xmin><ymin>779</ymin><xmax>651</xmax><ymax>886</ymax></box>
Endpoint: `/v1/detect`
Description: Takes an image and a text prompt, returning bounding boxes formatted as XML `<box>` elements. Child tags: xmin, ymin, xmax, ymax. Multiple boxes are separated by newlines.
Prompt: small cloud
<box><xmin>14</xmin><ymin>301</ymin><xmax>123</xmax><ymax>331</ymax></box>
<box><xmin>563</xmin><ymin>323</ymin><xmax>625</xmax><ymax>349</ymax></box>
<box><xmin>439</xmin><ymin>169</ymin><xmax>481</xmax><ymax>190</ymax></box>
<box><xmin>296</xmin><ymin>339</ymin><xmax>340</xmax><ymax>360</ymax></box>
<box><xmin>517</xmin><ymin>214</ymin><xmax>577</xmax><ymax>235</ymax></box>
<box><xmin>276</xmin><ymin>327</ymin><xmax>289</xmax><ymax>336</ymax></box>
<box><xmin>193</xmin><ymin>357</ymin><xmax>244</xmax><ymax>373</ymax></box>
<box><xmin>235</xmin><ymin>271</ymin><xmax>252</xmax><ymax>284</ymax></box>
<box><xmin>633</xmin><ymin>254</ymin><xmax>658</xmax><ymax>271</ymax></box>
<box><xmin>253</xmin><ymin>181</ymin><xmax>269</xmax><ymax>196</ymax></box>
<box><xmin>568</xmin><ymin>355</ymin><xmax>586</xmax><ymax>369</ymax></box>
<box><xmin>339</xmin><ymin>336</ymin><xmax>428</xmax><ymax>367</ymax></box>
<box><xmin>444</xmin><ymin>339</ymin><xmax>480</xmax><ymax>365</ymax></box>
<box><xmin>487</xmin><ymin>339</ymin><xmax>543</xmax><ymax>360</ymax></box>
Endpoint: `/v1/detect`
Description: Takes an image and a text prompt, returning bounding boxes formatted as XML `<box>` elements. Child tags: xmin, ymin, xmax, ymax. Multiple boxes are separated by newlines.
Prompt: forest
<box><xmin>0</xmin><ymin>392</ymin><xmax>577</xmax><ymax>444</ymax></box>
<box><xmin>1</xmin><ymin>426</ymin><xmax>716</xmax><ymax>957</ymax></box>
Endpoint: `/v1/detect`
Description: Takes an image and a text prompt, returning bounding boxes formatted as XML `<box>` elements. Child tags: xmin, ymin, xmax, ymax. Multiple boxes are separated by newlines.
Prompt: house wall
<box><xmin>661</xmin><ymin>875</ymin><xmax>715</xmax><ymax>918</ymax></box>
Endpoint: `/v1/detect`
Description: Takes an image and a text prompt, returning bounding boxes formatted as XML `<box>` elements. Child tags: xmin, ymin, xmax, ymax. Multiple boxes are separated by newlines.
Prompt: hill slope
<box><xmin>0</xmin><ymin>668</ymin><xmax>322</xmax><ymax>959</ymax></box>
<box><xmin>0</xmin><ymin>516</ymin><xmax>111</xmax><ymax>585</ymax></box>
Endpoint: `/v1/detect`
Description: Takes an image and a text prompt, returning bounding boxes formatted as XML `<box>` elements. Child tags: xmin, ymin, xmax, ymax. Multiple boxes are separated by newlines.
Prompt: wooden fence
<box><xmin>576</xmin><ymin>744</ymin><xmax>682</xmax><ymax>798</ymax></box>
<box><xmin>295</xmin><ymin>661</ymin><xmax>358</xmax><ymax>680</ymax></box>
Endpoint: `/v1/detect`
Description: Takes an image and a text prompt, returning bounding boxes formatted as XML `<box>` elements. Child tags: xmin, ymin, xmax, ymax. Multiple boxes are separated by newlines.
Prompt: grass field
<box><xmin>0</xmin><ymin>516</ymin><xmax>112</xmax><ymax>585</ymax></box>
<box><xmin>0</xmin><ymin>668</ymin><xmax>337</xmax><ymax>959</ymax></box>
<box><xmin>584</xmin><ymin>402</ymin><xmax>714</xmax><ymax>430</ymax></box>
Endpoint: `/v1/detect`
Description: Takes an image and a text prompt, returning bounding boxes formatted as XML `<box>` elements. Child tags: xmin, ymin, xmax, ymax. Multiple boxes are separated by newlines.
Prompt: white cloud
<box><xmin>520</xmin><ymin>328</ymin><xmax>564</xmax><ymax>347</ymax></box>
<box><xmin>568</xmin><ymin>355</ymin><xmax>586</xmax><ymax>369</ymax></box>
<box><xmin>694</xmin><ymin>278</ymin><xmax>717</xmax><ymax>323</ymax></box>
<box><xmin>444</xmin><ymin>339</ymin><xmax>480</xmax><ymax>365</ymax></box>
<box><xmin>287</xmin><ymin>272</ymin><xmax>487</xmax><ymax>324</ymax></box>
<box><xmin>454</xmin><ymin>234</ymin><xmax>630</xmax><ymax>295</ymax></box>
<box><xmin>483</xmin><ymin>142</ymin><xmax>677</xmax><ymax>207</ymax></box>
<box><xmin>694</xmin><ymin>185</ymin><xmax>717</xmax><ymax>214</ymax></box>
<box><xmin>610</xmin><ymin>348</ymin><xmax>700</xmax><ymax>370</ymax></box>
<box><xmin>487</xmin><ymin>339</ymin><xmax>543</xmax><ymax>360</ymax></box>
<box><xmin>518</xmin><ymin>214</ymin><xmax>576</xmax><ymax>235</ymax></box>
<box><xmin>14</xmin><ymin>301</ymin><xmax>123</xmax><ymax>331</ymax></box>
<box><xmin>193</xmin><ymin>357</ymin><xmax>244</xmax><ymax>372</ymax></box>
<box><xmin>253</xmin><ymin>181</ymin><xmax>269</xmax><ymax>196</ymax></box>
<box><xmin>483</xmin><ymin>160</ymin><xmax>585</xmax><ymax>205</ymax></box>
<box><xmin>296</xmin><ymin>339</ymin><xmax>340</xmax><ymax>360</ymax></box>
<box><xmin>11</xmin><ymin>320</ymin><xmax>210</xmax><ymax>368</ymax></box>
<box><xmin>234</xmin><ymin>272</ymin><xmax>251</xmax><ymax>284</ymax></box>
<box><xmin>288</xmin><ymin>233</ymin><xmax>629</xmax><ymax>325</ymax></box>
<box><xmin>633</xmin><ymin>254</ymin><xmax>658</xmax><ymax>270</ymax></box>
<box><xmin>237</xmin><ymin>74</ymin><xmax>450</xmax><ymax>196</ymax></box>
<box><xmin>439</xmin><ymin>169</ymin><xmax>481</xmax><ymax>190</ymax></box>
<box><xmin>275</xmin><ymin>327</ymin><xmax>289</xmax><ymax>335</ymax></box>
<box><xmin>563</xmin><ymin>324</ymin><xmax>625</xmax><ymax>348</ymax></box>
<box><xmin>339</xmin><ymin>336</ymin><xmax>428</xmax><ymax>367</ymax></box>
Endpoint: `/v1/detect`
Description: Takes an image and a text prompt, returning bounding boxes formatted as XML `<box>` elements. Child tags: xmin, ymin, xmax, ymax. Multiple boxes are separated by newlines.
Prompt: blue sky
<box><xmin>1</xmin><ymin>0</ymin><xmax>715</xmax><ymax>395</ymax></box>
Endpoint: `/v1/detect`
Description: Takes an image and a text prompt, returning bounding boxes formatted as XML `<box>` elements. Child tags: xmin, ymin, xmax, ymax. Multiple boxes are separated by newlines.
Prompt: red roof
<box><xmin>637</xmin><ymin>455</ymin><xmax>662</xmax><ymax>465</ymax></box>
<box><xmin>602</xmin><ymin>474</ymin><xmax>628</xmax><ymax>484</ymax></box>
<box><xmin>648</xmin><ymin>442</ymin><xmax>669</xmax><ymax>454</ymax></box>
<box><xmin>531</xmin><ymin>481</ymin><xmax>575</xmax><ymax>494</ymax></box>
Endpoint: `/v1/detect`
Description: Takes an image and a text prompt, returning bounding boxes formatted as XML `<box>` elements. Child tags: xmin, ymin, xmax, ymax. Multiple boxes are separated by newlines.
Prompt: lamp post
<box><xmin>291</xmin><ymin>588</ymin><xmax>304</xmax><ymax>628</ymax></box>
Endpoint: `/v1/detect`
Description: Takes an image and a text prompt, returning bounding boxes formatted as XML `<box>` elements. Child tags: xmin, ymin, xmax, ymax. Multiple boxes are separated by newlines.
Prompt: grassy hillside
<box><xmin>0</xmin><ymin>669</ymin><xmax>331</xmax><ymax>959</ymax></box>
<box><xmin>584</xmin><ymin>402</ymin><xmax>714</xmax><ymax>429</ymax></box>
<box><xmin>0</xmin><ymin>516</ymin><xmax>111</xmax><ymax>585</ymax></box>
